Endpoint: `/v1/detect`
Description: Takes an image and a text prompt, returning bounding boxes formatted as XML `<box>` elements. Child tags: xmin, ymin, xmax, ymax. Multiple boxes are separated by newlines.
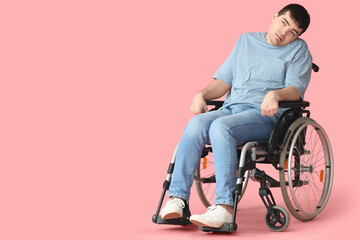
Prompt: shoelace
<box><xmin>205</xmin><ymin>205</ymin><xmax>224</xmax><ymax>216</ymax></box>
<box><xmin>168</xmin><ymin>198</ymin><xmax>185</xmax><ymax>209</ymax></box>
<box><xmin>207</xmin><ymin>205</ymin><xmax>219</xmax><ymax>211</ymax></box>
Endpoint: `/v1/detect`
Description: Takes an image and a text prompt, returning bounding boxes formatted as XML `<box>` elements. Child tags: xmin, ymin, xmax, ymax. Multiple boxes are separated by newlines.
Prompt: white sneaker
<box><xmin>190</xmin><ymin>205</ymin><xmax>232</xmax><ymax>228</ymax></box>
<box><xmin>160</xmin><ymin>198</ymin><xmax>185</xmax><ymax>219</ymax></box>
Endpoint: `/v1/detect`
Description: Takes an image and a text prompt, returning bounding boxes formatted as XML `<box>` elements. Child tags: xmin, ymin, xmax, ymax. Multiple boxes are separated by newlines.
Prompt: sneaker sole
<box><xmin>162</xmin><ymin>212</ymin><xmax>182</xmax><ymax>220</ymax></box>
<box><xmin>190</xmin><ymin>219</ymin><xmax>221</xmax><ymax>228</ymax></box>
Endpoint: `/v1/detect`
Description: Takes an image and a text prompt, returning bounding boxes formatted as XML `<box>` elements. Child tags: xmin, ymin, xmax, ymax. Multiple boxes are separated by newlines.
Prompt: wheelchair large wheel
<box><xmin>195</xmin><ymin>151</ymin><xmax>250</xmax><ymax>208</ymax></box>
<box><xmin>279</xmin><ymin>117</ymin><xmax>334</xmax><ymax>221</ymax></box>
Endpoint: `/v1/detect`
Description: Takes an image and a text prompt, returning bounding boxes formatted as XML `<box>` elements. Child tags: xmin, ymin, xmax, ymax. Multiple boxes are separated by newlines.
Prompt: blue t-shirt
<box><xmin>213</xmin><ymin>32</ymin><xmax>312</xmax><ymax>113</ymax></box>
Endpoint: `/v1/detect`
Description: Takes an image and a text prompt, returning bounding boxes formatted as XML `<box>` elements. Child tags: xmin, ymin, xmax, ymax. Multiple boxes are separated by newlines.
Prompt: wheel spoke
<box><xmin>278</xmin><ymin>215</ymin><xmax>286</xmax><ymax>225</ymax></box>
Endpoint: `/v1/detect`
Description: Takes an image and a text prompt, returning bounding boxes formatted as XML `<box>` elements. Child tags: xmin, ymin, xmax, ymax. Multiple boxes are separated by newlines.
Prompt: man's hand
<box><xmin>190</xmin><ymin>93</ymin><xmax>209</xmax><ymax>115</ymax></box>
<box><xmin>189</xmin><ymin>79</ymin><xmax>230</xmax><ymax>115</ymax></box>
<box><xmin>261</xmin><ymin>91</ymin><xmax>279</xmax><ymax>116</ymax></box>
<box><xmin>261</xmin><ymin>87</ymin><xmax>301</xmax><ymax>116</ymax></box>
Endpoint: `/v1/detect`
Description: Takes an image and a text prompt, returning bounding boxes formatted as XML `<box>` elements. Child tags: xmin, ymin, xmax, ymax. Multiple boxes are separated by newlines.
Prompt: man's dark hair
<box><xmin>278</xmin><ymin>4</ymin><xmax>310</xmax><ymax>35</ymax></box>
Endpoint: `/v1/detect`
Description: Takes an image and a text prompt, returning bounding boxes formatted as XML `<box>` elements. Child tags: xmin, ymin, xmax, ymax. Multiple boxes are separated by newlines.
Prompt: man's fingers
<box><xmin>261</xmin><ymin>108</ymin><xmax>277</xmax><ymax>116</ymax></box>
<box><xmin>193</xmin><ymin>103</ymin><xmax>209</xmax><ymax>115</ymax></box>
<box><xmin>204</xmin><ymin>105</ymin><xmax>209</xmax><ymax>113</ymax></box>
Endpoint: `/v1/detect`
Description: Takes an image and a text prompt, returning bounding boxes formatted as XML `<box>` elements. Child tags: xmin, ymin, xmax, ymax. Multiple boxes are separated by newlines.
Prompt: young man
<box><xmin>160</xmin><ymin>4</ymin><xmax>312</xmax><ymax>228</ymax></box>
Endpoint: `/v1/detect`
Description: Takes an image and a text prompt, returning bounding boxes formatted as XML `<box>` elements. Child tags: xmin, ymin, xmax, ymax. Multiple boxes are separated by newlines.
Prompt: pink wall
<box><xmin>1</xmin><ymin>0</ymin><xmax>358</xmax><ymax>239</ymax></box>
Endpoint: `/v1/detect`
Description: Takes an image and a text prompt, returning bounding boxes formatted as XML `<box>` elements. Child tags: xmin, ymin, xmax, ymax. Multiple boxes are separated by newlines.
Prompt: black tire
<box><xmin>265</xmin><ymin>206</ymin><xmax>290</xmax><ymax>232</ymax></box>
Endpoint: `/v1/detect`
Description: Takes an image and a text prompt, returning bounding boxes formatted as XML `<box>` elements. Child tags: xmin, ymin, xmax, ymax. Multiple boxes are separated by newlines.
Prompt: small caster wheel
<box><xmin>265</xmin><ymin>206</ymin><xmax>290</xmax><ymax>232</ymax></box>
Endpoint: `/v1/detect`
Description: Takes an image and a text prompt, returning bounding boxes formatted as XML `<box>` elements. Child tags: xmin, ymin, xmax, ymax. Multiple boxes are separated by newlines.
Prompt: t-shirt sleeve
<box><xmin>212</xmin><ymin>36</ymin><xmax>242</xmax><ymax>86</ymax></box>
<box><xmin>285</xmin><ymin>41</ymin><xmax>313</xmax><ymax>99</ymax></box>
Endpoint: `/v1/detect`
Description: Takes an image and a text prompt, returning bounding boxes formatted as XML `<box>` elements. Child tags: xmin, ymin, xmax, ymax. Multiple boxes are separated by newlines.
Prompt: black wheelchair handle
<box><xmin>312</xmin><ymin>63</ymin><xmax>319</xmax><ymax>72</ymax></box>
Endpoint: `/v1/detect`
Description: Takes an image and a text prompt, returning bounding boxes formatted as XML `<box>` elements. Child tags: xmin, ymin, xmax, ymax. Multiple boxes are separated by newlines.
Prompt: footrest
<box><xmin>198</xmin><ymin>223</ymin><xmax>237</xmax><ymax>233</ymax></box>
<box><xmin>152</xmin><ymin>215</ymin><xmax>192</xmax><ymax>225</ymax></box>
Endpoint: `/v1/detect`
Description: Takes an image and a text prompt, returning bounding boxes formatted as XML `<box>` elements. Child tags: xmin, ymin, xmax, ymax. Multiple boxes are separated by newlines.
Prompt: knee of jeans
<box><xmin>209</xmin><ymin>118</ymin><xmax>230</xmax><ymax>140</ymax></box>
<box><xmin>184</xmin><ymin>115</ymin><xmax>209</xmax><ymax>136</ymax></box>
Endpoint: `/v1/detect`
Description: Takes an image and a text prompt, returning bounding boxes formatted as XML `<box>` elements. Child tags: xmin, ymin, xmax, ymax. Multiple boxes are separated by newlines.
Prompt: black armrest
<box><xmin>205</xmin><ymin>100</ymin><xmax>309</xmax><ymax>110</ymax></box>
<box><xmin>278</xmin><ymin>101</ymin><xmax>310</xmax><ymax>108</ymax></box>
<box><xmin>205</xmin><ymin>100</ymin><xmax>224</xmax><ymax>110</ymax></box>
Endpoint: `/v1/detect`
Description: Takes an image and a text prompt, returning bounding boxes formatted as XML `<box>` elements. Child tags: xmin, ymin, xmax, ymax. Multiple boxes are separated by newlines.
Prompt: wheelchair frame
<box><xmin>153</xmin><ymin>64</ymin><xmax>334</xmax><ymax>233</ymax></box>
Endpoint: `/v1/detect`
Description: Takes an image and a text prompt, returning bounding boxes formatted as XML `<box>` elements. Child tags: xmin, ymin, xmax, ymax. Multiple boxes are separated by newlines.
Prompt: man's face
<box><xmin>266</xmin><ymin>11</ymin><xmax>303</xmax><ymax>47</ymax></box>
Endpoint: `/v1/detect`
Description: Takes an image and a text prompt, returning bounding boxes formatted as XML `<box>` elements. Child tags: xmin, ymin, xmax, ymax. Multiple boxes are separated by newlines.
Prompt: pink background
<box><xmin>1</xmin><ymin>0</ymin><xmax>359</xmax><ymax>239</ymax></box>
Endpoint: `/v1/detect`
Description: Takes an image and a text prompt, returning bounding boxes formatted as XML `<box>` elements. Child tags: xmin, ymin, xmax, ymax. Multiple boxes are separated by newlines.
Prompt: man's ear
<box><xmin>272</xmin><ymin>13</ymin><xmax>278</xmax><ymax>22</ymax></box>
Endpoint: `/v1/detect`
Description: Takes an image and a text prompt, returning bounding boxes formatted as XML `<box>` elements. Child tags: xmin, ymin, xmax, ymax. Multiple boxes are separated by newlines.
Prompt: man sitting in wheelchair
<box><xmin>155</xmin><ymin>4</ymin><xmax>326</xmax><ymax>231</ymax></box>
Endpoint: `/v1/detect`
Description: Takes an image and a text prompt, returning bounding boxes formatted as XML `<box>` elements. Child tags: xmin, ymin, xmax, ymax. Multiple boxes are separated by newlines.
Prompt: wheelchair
<box><xmin>152</xmin><ymin>63</ymin><xmax>334</xmax><ymax>233</ymax></box>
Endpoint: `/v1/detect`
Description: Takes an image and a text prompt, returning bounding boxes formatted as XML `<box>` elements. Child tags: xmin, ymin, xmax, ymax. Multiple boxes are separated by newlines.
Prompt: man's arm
<box><xmin>190</xmin><ymin>79</ymin><xmax>231</xmax><ymax>115</ymax></box>
<box><xmin>261</xmin><ymin>86</ymin><xmax>300</xmax><ymax>116</ymax></box>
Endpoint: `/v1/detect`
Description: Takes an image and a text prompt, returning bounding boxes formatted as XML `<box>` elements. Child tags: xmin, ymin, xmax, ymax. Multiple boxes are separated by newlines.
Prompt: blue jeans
<box><xmin>168</xmin><ymin>104</ymin><xmax>278</xmax><ymax>206</ymax></box>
